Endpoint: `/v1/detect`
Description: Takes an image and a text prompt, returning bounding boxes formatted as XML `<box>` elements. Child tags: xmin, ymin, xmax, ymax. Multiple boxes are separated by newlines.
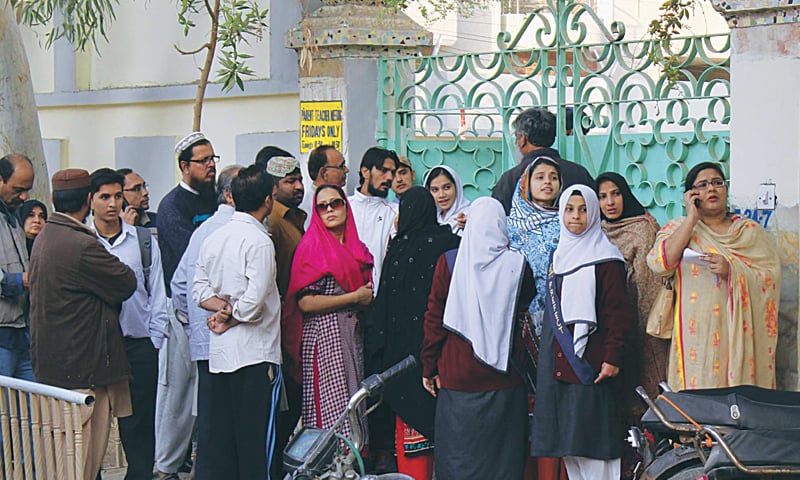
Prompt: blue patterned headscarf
<box><xmin>507</xmin><ymin>156</ymin><xmax>562</xmax><ymax>239</ymax></box>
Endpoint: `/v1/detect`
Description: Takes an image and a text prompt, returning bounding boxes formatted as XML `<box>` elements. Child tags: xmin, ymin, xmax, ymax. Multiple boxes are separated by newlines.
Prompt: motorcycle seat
<box><xmin>641</xmin><ymin>385</ymin><xmax>800</xmax><ymax>432</ymax></box>
<box><xmin>704</xmin><ymin>429</ymin><xmax>800</xmax><ymax>474</ymax></box>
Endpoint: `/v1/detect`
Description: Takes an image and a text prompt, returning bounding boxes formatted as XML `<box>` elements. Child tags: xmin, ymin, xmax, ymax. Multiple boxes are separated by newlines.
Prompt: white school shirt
<box><xmin>348</xmin><ymin>190</ymin><xmax>397</xmax><ymax>294</ymax></box>
<box><xmin>94</xmin><ymin>220</ymin><xmax>170</xmax><ymax>348</ymax></box>
<box><xmin>193</xmin><ymin>212</ymin><xmax>282</xmax><ymax>373</ymax></box>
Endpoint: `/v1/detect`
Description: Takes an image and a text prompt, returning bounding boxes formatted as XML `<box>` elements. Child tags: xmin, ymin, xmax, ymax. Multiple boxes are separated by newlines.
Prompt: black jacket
<box><xmin>492</xmin><ymin>147</ymin><xmax>595</xmax><ymax>214</ymax></box>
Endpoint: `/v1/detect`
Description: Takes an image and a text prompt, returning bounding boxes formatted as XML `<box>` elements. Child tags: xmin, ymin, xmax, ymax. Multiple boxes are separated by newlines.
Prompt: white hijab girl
<box><xmin>423</xmin><ymin>165</ymin><xmax>471</xmax><ymax>236</ymax></box>
<box><xmin>553</xmin><ymin>184</ymin><xmax>624</xmax><ymax>357</ymax></box>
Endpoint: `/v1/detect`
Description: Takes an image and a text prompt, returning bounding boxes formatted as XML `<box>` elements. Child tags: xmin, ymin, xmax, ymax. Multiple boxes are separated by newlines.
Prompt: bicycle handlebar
<box><xmin>360</xmin><ymin>355</ymin><xmax>417</xmax><ymax>398</ymax></box>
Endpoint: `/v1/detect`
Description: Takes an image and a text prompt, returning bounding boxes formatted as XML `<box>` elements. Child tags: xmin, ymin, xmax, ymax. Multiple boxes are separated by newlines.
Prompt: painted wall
<box><xmin>727</xmin><ymin>22</ymin><xmax>800</xmax><ymax>389</ymax></box>
<box><xmin>19</xmin><ymin>0</ymin><xmax>302</xmax><ymax>208</ymax></box>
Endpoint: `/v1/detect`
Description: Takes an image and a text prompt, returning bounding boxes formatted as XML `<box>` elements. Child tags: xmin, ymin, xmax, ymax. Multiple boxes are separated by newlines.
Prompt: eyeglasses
<box><xmin>315</xmin><ymin>198</ymin><xmax>346</xmax><ymax>214</ymax></box>
<box><xmin>187</xmin><ymin>155</ymin><xmax>220</xmax><ymax>165</ymax></box>
<box><xmin>692</xmin><ymin>178</ymin><xmax>727</xmax><ymax>190</ymax></box>
<box><xmin>123</xmin><ymin>183</ymin><xmax>148</xmax><ymax>193</ymax></box>
<box><xmin>323</xmin><ymin>162</ymin><xmax>348</xmax><ymax>171</ymax></box>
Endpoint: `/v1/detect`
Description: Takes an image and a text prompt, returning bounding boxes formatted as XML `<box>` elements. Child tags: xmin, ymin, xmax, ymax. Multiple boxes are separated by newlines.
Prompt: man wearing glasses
<box><xmin>301</xmin><ymin>144</ymin><xmax>349</xmax><ymax>229</ymax></box>
<box><xmin>117</xmin><ymin>168</ymin><xmax>158</xmax><ymax>231</ymax></box>
<box><xmin>154</xmin><ymin>131</ymin><xmax>218</xmax><ymax>480</ymax></box>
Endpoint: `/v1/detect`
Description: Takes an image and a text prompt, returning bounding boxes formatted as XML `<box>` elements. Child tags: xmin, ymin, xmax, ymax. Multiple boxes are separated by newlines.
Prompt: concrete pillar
<box><xmin>711</xmin><ymin>0</ymin><xmax>800</xmax><ymax>388</ymax></box>
<box><xmin>286</xmin><ymin>0</ymin><xmax>431</xmax><ymax>193</ymax></box>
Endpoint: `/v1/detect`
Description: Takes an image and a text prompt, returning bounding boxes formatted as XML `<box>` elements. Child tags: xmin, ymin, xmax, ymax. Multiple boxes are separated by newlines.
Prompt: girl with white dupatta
<box><xmin>420</xmin><ymin>197</ymin><xmax>535</xmax><ymax>480</ymax></box>
<box><xmin>423</xmin><ymin>165</ymin><xmax>471</xmax><ymax>236</ymax></box>
<box><xmin>530</xmin><ymin>185</ymin><xmax>633</xmax><ymax>480</ymax></box>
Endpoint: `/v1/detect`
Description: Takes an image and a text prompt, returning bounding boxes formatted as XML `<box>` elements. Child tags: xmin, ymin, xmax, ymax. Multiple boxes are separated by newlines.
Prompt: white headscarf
<box><xmin>423</xmin><ymin>165</ymin><xmax>471</xmax><ymax>235</ymax></box>
<box><xmin>443</xmin><ymin>197</ymin><xmax>526</xmax><ymax>372</ymax></box>
<box><xmin>553</xmin><ymin>184</ymin><xmax>624</xmax><ymax>357</ymax></box>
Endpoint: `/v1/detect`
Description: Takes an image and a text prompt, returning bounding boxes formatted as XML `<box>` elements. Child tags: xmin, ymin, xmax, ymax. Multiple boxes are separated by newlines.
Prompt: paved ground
<box><xmin>101</xmin><ymin>468</ymin><xmax>191</xmax><ymax>480</ymax></box>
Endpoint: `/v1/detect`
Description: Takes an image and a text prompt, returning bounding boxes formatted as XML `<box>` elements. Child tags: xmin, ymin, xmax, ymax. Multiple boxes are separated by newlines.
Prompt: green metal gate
<box><xmin>377</xmin><ymin>0</ymin><xmax>730</xmax><ymax>224</ymax></box>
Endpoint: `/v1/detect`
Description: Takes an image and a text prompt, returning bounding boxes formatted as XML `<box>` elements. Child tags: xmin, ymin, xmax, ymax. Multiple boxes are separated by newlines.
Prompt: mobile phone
<box><xmin>694</xmin><ymin>199</ymin><xmax>700</xmax><ymax>207</ymax></box>
<box><xmin>122</xmin><ymin>198</ymin><xmax>130</xmax><ymax>210</ymax></box>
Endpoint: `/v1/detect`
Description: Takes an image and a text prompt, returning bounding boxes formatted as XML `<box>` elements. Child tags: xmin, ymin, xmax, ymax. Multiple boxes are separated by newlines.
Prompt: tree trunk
<box><xmin>0</xmin><ymin>3</ymin><xmax>50</xmax><ymax>204</ymax></box>
<box><xmin>192</xmin><ymin>0</ymin><xmax>221</xmax><ymax>131</ymax></box>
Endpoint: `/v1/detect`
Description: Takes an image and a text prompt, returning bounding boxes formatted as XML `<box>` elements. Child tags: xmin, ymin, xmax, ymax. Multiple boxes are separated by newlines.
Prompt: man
<box><xmin>117</xmin><ymin>168</ymin><xmax>158</xmax><ymax>230</ymax></box>
<box><xmin>170</xmin><ymin>164</ymin><xmax>241</xmax><ymax>480</ymax></box>
<box><xmin>0</xmin><ymin>154</ymin><xmax>34</xmax><ymax>380</ymax></box>
<box><xmin>492</xmin><ymin>107</ymin><xmax>594</xmax><ymax>214</ymax></box>
<box><xmin>259</xmin><ymin>148</ymin><xmax>308</xmax><ymax>479</ymax></box>
<box><xmin>29</xmin><ymin>169</ymin><xmax>137</xmax><ymax>480</ymax></box>
<box><xmin>193</xmin><ymin>165</ymin><xmax>282</xmax><ymax>479</ymax></box>
<box><xmin>300</xmin><ymin>145</ymin><xmax>348</xmax><ymax>229</ymax></box>
<box><xmin>155</xmin><ymin>131</ymin><xmax>217</xmax><ymax>479</ymax></box>
<box><xmin>391</xmin><ymin>155</ymin><xmax>416</xmax><ymax>202</ymax></box>
<box><xmin>157</xmin><ymin>131</ymin><xmax>218</xmax><ymax>293</ymax></box>
<box><xmin>90</xmin><ymin>168</ymin><xmax>169</xmax><ymax>480</ymax></box>
<box><xmin>349</xmin><ymin>147</ymin><xmax>398</xmax><ymax>293</ymax></box>
<box><xmin>257</xmin><ymin>147</ymin><xmax>307</xmax><ymax>296</ymax></box>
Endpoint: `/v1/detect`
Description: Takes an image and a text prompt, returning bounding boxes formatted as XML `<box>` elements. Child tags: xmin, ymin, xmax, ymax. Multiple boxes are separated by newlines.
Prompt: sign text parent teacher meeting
<box><xmin>300</xmin><ymin>101</ymin><xmax>343</xmax><ymax>153</ymax></box>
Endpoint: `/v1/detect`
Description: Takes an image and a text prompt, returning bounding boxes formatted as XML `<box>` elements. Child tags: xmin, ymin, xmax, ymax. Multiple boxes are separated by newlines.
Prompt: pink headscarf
<box><xmin>281</xmin><ymin>184</ymin><xmax>373</xmax><ymax>382</ymax></box>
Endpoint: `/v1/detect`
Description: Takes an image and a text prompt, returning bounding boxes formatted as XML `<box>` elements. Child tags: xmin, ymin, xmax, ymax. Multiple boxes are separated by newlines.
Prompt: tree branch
<box><xmin>204</xmin><ymin>0</ymin><xmax>213</xmax><ymax>17</ymax></box>
<box><xmin>174</xmin><ymin>42</ymin><xmax>211</xmax><ymax>56</ymax></box>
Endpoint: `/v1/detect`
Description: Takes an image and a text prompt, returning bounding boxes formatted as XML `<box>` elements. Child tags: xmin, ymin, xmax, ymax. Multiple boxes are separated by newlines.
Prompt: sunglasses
<box><xmin>315</xmin><ymin>198</ymin><xmax>346</xmax><ymax>214</ymax></box>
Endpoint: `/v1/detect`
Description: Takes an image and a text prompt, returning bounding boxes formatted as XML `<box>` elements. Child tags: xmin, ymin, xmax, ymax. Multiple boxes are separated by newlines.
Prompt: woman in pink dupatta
<box><xmin>283</xmin><ymin>184</ymin><xmax>374</xmax><ymax>439</ymax></box>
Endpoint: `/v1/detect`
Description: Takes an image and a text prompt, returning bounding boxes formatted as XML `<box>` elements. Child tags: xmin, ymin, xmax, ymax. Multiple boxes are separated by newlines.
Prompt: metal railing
<box><xmin>0</xmin><ymin>375</ymin><xmax>93</xmax><ymax>479</ymax></box>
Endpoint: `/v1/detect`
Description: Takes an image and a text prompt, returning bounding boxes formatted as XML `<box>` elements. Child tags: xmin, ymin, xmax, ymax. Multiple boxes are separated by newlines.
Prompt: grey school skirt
<box><xmin>434</xmin><ymin>385</ymin><xmax>527</xmax><ymax>480</ymax></box>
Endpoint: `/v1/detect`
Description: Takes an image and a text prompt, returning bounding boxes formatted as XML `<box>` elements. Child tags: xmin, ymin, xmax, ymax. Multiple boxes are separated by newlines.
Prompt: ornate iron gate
<box><xmin>377</xmin><ymin>0</ymin><xmax>730</xmax><ymax>224</ymax></box>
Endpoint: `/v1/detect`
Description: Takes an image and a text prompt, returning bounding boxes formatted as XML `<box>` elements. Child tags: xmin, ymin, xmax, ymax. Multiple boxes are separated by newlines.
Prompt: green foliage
<box><xmin>12</xmin><ymin>0</ymin><xmax>119</xmax><ymax>51</ymax></box>
<box><xmin>177</xmin><ymin>0</ymin><xmax>267</xmax><ymax>92</ymax></box>
<box><xmin>648</xmin><ymin>0</ymin><xmax>694</xmax><ymax>89</ymax></box>
<box><xmin>384</xmin><ymin>0</ymin><xmax>493</xmax><ymax>22</ymax></box>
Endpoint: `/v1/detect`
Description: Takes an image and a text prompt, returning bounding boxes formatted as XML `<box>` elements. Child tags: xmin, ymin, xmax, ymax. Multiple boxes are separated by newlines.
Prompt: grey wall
<box><xmin>236</xmin><ymin>131</ymin><xmax>302</xmax><ymax>166</ymax></box>
<box><xmin>114</xmin><ymin>136</ymin><xmax>176</xmax><ymax>211</ymax></box>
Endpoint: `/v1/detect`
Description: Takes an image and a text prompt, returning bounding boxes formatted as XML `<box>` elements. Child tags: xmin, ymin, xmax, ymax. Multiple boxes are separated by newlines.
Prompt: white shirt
<box><xmin>348</xmin><ymin>190</ymin><xmax>398</xmax><ymax>294</ymax></box>
<box><xmin>193</xmin><ymin>212</ymin><xmax>282</xmax><ymax>373</ymax></box>
<box><xmin>299</xmin><ymin>184</ymin><xmax>317</xmax><ymax>231</ymax></box>
<box><xmin>94</xmin><ymin>220</ymin><xmax>170</xmax><ymax>348</ymax></box>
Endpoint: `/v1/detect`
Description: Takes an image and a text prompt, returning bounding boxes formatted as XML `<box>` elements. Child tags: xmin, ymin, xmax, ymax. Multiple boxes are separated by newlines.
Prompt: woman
<box><xmin>508</xmin><ymin>156</ymin><xmax>562</xmax><ymax>337</ymax></box>
<box><xmin>421</xmin><ymin>197</ymin><xmax>534</xmax><ymax>480</ymax></box>
<box><xmin>530</xmin><ymin>184</ymin><xmax>632</xmax><ymax>480</ymax></box>
<box><xmin>596</xmin><ymin>172</ymin><xmax>668</xmax><ymax>479</ymax></box>
<box><xmin>423</xmin><ymin>166</ymin><xmax>470</xmax><ymax>235</ymax></box>
<box><xmin>18</xmin><ymin>200</ymin><xmax>47</xmax><ymax>255</ymax></box>
<box><xmin>284</xmin><ymin>184</ymin><xmax>374</xmax><ymax>439</ymax></box>
<box><xmin>647</xmin><ymin>162</ymin><xmax>781</xmax><ymax>390</ymax></box>
<box><xmin>365</xmin><ymin>186</ymin><xmax>460</xmax><ymax>479</ymax></box>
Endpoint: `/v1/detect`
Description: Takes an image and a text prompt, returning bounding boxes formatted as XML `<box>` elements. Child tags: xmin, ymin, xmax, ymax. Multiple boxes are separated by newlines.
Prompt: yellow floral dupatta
<box><xmin>649</xmin><ymin>216</ymin><xmax>781</xmax><ymax>390</ymax></box>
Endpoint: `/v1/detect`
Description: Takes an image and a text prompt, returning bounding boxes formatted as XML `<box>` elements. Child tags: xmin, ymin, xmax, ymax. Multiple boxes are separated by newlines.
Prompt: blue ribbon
<box><xmin>545</xmin><ymin>259</ymin><xmax>596</xmax><ymax>385</ymax></box>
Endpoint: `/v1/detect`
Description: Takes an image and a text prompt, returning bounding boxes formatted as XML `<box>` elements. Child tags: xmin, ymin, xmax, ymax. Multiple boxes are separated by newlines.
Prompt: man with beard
<box><xmin>117</xmin><ymin>168</ymin><xmax>158</xmax><ymax>231</ymax></box>
<box><xmin>154</xmin><ymin>132</ymin><xmax>217</xmax><ymax>479</ymax></box>
<box><xmin>348</xmin><ymin>147</ymin><xmax>399</xmax><ymax>295</ymax></box>
<box><xmin>257</xmin><ymin>147</ymin><xmax>306</xmax><ymax>296</ymax></box>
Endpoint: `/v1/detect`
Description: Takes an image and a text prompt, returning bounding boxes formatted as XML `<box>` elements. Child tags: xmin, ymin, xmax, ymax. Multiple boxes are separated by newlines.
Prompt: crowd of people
<box><xmin>0</xmin><ymin>106</ymin><xmax>782</xmax><ymax>480</ymax></box>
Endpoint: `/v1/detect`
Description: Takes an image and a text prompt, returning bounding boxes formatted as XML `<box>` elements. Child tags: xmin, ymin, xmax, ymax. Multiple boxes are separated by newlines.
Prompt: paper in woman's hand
<box><xmin>683</xmin><ymin>248</ymin><xmax>709</xmax><ymax>264</ymax></box>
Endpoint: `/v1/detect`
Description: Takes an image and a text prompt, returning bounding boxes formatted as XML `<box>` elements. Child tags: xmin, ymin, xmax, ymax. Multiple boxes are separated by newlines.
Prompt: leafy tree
<box><xmin>10</xmin><ymin>0</ymin><xmax>268</xmax><ymax>130</ymax></box>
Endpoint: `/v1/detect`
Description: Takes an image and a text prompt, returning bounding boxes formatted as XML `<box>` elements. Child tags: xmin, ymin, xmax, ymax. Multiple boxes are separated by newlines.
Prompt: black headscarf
<box><xmin>595</xmin><ymin>172</ymin><xmax>646</xmax><ymax>222</ymax></box>
<box><xmin>363</xmin><ymin>187</ymin><xmax>460</xmax><ymax>439</ymax></box>
<box><xmin>17</xmin><ymin>200</ymin><xmax>48</xmax><ymax>255</ymax></box>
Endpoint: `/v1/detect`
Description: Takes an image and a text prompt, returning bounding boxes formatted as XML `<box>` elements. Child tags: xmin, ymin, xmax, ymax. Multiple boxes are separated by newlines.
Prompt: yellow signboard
<box><xmin>300</xmin><ymin>101</ymin><xmax>343</xmax><ymax>153</ymax></box>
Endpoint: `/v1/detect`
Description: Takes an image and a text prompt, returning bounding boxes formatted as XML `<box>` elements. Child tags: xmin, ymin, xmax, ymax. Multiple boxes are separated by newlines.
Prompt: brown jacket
<box><xmin>29</xmin><ymin>213</ymin><xmax>137</xmax><ymax>389</ymax></box>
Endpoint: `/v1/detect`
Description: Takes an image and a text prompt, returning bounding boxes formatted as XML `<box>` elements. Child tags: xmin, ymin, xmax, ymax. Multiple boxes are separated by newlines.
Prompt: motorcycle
<box><xmin>282</xmin><ymin>355</ymin><xmax>418</xmax><ymax>480</ymax></box>
<box><xmin>627</xmin><ymin>382</ymin><xmax>800</xmax><ymax>479</ymax></box>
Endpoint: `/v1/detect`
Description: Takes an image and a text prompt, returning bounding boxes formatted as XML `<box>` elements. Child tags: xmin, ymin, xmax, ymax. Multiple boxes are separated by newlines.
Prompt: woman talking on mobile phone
<box><xmin>646</xmin><ymin>162</ymin><xmax>781</xmax><ymax>391</ymax></box>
